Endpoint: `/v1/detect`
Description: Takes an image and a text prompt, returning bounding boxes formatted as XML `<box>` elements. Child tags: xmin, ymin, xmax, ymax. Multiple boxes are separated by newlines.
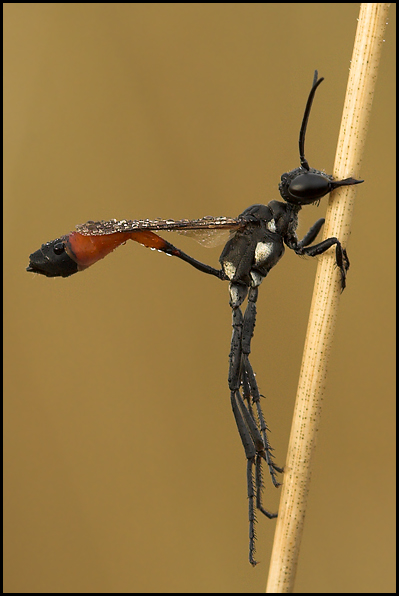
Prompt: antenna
<box><xmin>299</xmin><ymin>70</ymin><xmax>324</xmax><ymax>171</ymax></box>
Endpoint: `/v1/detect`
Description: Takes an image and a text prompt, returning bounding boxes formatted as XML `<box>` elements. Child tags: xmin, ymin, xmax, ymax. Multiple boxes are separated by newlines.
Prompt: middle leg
<box><xmin>228</xmin><ymin>282</ymin><xmax>282</xmax><ymax>564</ymax></box>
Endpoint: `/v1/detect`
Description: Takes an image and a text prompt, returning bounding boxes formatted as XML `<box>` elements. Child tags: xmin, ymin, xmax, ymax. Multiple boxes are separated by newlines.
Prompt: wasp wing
<box><xmin>76</xmin><ymin>216</ymin><xmax>244</xmax><ymax>236</ymax></box>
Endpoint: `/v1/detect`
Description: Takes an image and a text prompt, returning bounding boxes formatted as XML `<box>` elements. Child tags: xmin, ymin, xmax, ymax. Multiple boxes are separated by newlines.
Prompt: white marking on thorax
<box><xmin>223</xmin><ymin>261</ymin><xmax>236</xmax><ymax>280</ymax></box>
<box><xmin>250</xmin><ymin>271</ymin><xmax>264</xmax><ymax>287</ymax></box>
<box><xmin>229</xmin><ymin>284</ymin><xmax>242</xmax><ymax>305</ymax></box>
<box><xmin>254</xmin><ymin>241</ymin><xmax>273</xmax><ymax>265</ymax></box>
<box><xmin>267</xmin><ymin>219</ymin><xmax>276</xmax><ymax>232</ymax></box>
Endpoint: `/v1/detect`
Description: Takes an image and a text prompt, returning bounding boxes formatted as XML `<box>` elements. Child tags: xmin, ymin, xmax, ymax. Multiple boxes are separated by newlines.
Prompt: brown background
<box><xmin>4</xmin><ymin>4</ymin><xmax>395</xmax><ymax>593</ymax></box>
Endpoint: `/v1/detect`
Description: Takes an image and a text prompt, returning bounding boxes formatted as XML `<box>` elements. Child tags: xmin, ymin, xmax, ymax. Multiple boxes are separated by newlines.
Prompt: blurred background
<box><xmin>4</xmin><ymin>4</ymin><xmax>395</xmax><ymax>593</ymax></box>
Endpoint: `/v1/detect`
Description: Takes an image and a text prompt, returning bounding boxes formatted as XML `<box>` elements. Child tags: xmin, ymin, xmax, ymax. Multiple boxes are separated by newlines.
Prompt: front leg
<box><xmin>297</xmin><ymin>218</ymin><xmax>325</xmax><ymax>248</ymax></box>
<box><xmin>286</xmin><ymin>222</ymin><xmax>349</xmax><ymax>291</ymax></box>
<box><xmin>298</xmin><ymin>238</ymin><xmax>349</xmax><ymax>291</ymax></box>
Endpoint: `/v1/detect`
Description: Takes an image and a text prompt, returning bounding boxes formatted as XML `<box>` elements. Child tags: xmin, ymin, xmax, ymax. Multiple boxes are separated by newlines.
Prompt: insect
<box><xmin>27</xmin><ymin>71</ymin><xmax>363</xmax><ymax>565</ymax></box>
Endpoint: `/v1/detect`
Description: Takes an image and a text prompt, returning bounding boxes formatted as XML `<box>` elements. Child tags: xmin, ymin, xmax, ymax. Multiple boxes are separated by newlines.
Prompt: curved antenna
<box><xmin>299</xmin><ymin>70</ymin><xmax>324</xmax><ymax>171</ymax></box>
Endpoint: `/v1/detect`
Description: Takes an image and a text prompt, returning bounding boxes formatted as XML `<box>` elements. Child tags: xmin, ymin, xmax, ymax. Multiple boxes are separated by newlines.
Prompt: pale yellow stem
<box><xmin>266</xmin><ymin>4</ymin><xmax>391</xmax><ymax>593</ymax></box>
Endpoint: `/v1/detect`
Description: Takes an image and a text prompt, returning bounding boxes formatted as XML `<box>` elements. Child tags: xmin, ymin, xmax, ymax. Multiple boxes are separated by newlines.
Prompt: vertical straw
<box><xmin>266</xmin><ymin>4</ymin><xmax>391</xmax><ymax>592</ymax></box>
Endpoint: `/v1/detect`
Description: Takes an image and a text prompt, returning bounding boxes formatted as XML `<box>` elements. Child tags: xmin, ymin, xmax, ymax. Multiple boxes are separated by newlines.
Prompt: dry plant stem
<box><xmin>266</xmin><ymin>4</ymin><xmax>391</xmax><ymax>593</ymax></box>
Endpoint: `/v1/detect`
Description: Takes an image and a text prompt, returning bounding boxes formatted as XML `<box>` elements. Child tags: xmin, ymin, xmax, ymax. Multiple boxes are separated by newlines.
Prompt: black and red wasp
<box><xmin>27</xmin><ymin>71</ymin><xmax>363</xmax><ymax>566</ymax></box>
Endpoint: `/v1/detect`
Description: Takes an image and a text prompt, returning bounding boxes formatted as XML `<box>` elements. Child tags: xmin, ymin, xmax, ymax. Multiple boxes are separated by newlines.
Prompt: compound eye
<box><xmin>53</xmin><ymin>242</ymin><xmax>65</xmax><ymax>255</ymax></box>
<box><xmin>289</xmin><ymin>173</ymin><xmax>332</xmax><ymax>203</ymax></box>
